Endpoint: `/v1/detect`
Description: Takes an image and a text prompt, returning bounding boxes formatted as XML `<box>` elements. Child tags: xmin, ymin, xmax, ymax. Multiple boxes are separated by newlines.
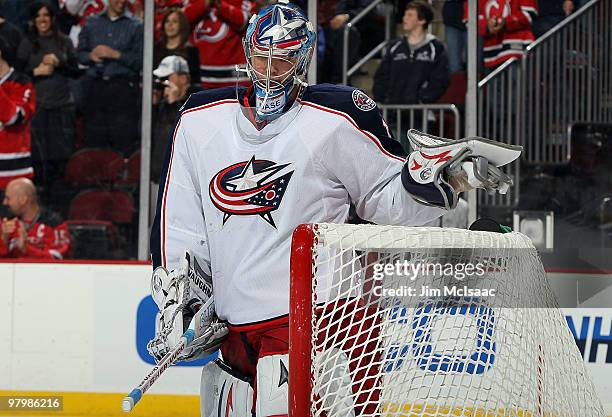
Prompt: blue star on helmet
<box><xmin>256</xmin><ymin>6</ymin><xmax>305</xmax><ymax>48</ymax></box>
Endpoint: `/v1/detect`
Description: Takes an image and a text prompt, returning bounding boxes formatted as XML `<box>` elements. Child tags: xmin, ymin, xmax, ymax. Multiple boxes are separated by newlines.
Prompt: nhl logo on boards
<box><xmin>352</xmin><ymin>90</ymin><xmax>376</xmax><ymax>111</ymax></box>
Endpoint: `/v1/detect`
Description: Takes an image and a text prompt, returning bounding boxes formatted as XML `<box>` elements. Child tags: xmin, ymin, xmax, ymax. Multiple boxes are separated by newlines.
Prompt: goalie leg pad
<box><xmin>200</xmin><ymin>359</ymin><xmax>253</xmax><ymax>417</ymax></box>
<box><xmin>256</xmin><ymin>354</ymin><xmax>289</xmax><ymax>417</ymax></box>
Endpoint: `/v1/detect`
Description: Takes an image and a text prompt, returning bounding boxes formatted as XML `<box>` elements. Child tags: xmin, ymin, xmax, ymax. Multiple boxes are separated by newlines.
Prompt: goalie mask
<box><xmin>242</xmin><ymin>0</ymin><xmax>316</xmax><ymax>122</ymax></box>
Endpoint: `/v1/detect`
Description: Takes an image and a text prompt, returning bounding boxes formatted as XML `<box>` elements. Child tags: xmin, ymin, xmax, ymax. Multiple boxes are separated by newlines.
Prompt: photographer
<box><xmin>151</xmin><ymin>55</ymin><xmax>202</xmax><ymax>183</ymax></box>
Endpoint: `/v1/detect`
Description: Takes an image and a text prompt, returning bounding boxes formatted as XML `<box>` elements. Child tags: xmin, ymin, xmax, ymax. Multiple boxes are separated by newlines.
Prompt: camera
<box><xmin>153</xmin><ymin>77</ymin><xmax>168</xmax><ymax>92</ymax></box>
<box><xmin>0</xmin><ymin>204</ymin><xmax>11</xmax><ymax>218</ymax></box>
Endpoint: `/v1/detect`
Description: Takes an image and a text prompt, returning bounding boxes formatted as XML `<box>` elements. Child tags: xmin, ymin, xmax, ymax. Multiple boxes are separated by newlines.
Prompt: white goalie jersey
<box><xmin>150</xmin><ymin>84</ymin><xmax>445</xmax><ymax>325</ymax></box>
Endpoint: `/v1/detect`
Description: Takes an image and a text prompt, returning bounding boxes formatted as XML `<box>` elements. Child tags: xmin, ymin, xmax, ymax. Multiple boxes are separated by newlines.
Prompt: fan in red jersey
<box><xmin>0</xmin><ymin>178</ymin><xmax>70</xmax><ymax>259</ymax></box>
<box><xmin>0</xmin><ymin>37</ymin><xmax>36</xmax><ymax>191</ymax></box>
<box><xmin>184</xmin><ymin>0</ymin><xmax>255</xmax><ymax>88</ymax></box>
<box><xmin>464</xmin><ymin>0</ymin><xmax>538</xmax><ymax>69</ymax></box>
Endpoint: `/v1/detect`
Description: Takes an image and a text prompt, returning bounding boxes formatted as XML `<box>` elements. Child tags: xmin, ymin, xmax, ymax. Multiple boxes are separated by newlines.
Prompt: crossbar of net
<box><xmin>305</xmin><ymin>224</ymin><xmax>603</xmax><ymax>417</ymax></box>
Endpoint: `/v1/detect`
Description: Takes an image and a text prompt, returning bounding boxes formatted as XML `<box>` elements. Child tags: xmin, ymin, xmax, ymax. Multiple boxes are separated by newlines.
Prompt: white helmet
<box><xmin>242</xmin><ymin>1</ymin><xmax>316</xmax><ymax>122</ymax></box>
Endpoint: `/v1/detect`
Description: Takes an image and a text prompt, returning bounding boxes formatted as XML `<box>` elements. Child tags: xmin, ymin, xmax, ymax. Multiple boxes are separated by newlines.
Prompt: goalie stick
<box><xmin>122</xmin><ymin>319</ymin><xmax>228</xmax><ymax>412</ymax></box>
<box><xmin>121</xmin><ymin>327</ymin><xmax>196</xmax><ymax>412</ymax></box>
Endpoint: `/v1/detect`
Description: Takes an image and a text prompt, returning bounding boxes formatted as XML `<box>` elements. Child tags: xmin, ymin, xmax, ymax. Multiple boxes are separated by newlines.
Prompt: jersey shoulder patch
<box><xmin>350</xmin><ymin>89</ymin><xmax>377</xmax><ymax>111</ymax></box>
<box><xmin>301</xmin><ymin>84</ymin><xmax>406</xmax><ymax>158</ymax></box>
<box><xmin>302</xmin><ymin>84</ymin><xmax>378</xmax><ymax>116</ymax></box>
<box><xmin>180</xmin><ymin>87</ymin><xmax>237</xmax><ymax>114</ymax></box>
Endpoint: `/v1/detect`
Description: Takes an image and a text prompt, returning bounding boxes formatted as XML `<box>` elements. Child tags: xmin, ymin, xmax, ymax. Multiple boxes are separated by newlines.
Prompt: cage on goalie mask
<box><xmin>242</xmin><ymin>0</ymin><xmax>316</xmax><ymax>121</ymax></box>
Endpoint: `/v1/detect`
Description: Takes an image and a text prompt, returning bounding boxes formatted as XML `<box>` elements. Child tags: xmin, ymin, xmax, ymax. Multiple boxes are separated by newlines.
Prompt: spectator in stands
<box><xmin>153</xmin><ymin>0</ymin><xmax>184</xmax><ymax>42</ymax></box>
<box><xmin>17</xmin><ymin>0</ymin><xmax>79</xmax><ymax>194</ymax></box>
<box><xmin>59</xmin><ymin>0</ymin><xmax>106</xmax><ymax>47</ymax></box>
<box><xmin>153</xmin><ymin>8</ymin><xmax>200</xmax><ymax>84</ymax></box>
<box><xmin>532</xmin><ymin>0</ymin><xmax>574</xmax><ymax>38</ymax></box>
<box><xmin>0</xmin><ymin>36</ymin><xmax>36</xmax><ymax>194</ymax></box>
<box><xmin>318</xmin><ymin>0</ymin><xmax>368</xmax><ymax>84</ymax></box>
<box><xmin>0</xmin><ymin>7</ymin><xmax>23</xmax><ymax>67</ymax></box>
<box><xmin>151</xmin><ymin>55</ymin><xmax>202</xmax><ymax>182</ymax></box>
<box><xmin>77</xmin><ymin>0</ymin><xmax>143</xmax><ymax>155</ymax></box>
<box><xmin>443</xmin><ymin>0</ymin><xmax>467</xmax><ymax>73</ymax></box>
<box><xmin>60</xmin><ymin>0</ymin><xmax>142</xmax><ymax>46</ymax></box>
<box><xmin>184</xmin><ymin>0</ymin><xmax>255</xmax><ymax>88</ymax></box>
<box><xmin>470</xmin><ymin>0</ymin><xmax>537</xmax><ymax>70</ymax></box>
<box><xmin>373</xmin><ymin>1</ymin><xmax>449</xmax><ymax>111</ymax></box>
<box><xmin>0</xmin><ymin>178</ymin><xmax>70</xmax><ymax>259</ymax></box>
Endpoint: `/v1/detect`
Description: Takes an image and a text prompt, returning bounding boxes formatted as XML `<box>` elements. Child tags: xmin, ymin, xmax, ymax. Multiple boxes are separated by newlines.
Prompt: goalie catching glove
<box><xmin>147</xmin><ymin>250</ymin><xmax>228</xmax><ymax>362</ymax></box>
<box><xmin>403</xmin><ymin>129</ymin><xmax>522</xmax><ymax>210</ymax></box>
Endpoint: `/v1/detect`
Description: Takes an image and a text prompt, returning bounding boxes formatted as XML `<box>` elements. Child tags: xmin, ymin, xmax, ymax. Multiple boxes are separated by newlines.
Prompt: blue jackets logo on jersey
<box><xmin>209</xmin><ymin>156</ymin><xmax>294</xmax><ymax>227</ymax></box>
<box><xmin>352</xmin><ymin>90</ymin><xmax>376</xmax><ymax>112</ymax></box>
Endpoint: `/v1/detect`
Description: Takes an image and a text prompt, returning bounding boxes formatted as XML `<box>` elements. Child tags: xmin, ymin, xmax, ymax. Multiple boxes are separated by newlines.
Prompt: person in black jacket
<box><xmin>17</xmin><ymin>0</ymin><xmax>78</xmax><ymax>195</ymax></box>
<box><xmin>373</xmin><ymin>0</ymin><xmax>449</xmax><ymax>136</ymax></box>
<box><xmin>374</xmin><ymin>0</ymin><xmax>449</xmax><ymax>106</ymax></box>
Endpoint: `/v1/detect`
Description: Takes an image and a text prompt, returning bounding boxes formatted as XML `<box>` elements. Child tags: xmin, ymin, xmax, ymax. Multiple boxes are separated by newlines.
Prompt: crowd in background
<box><xmin>0</xmin><ymin>0</ymin><xmax>579</xmax><ymax>260</ymax></box>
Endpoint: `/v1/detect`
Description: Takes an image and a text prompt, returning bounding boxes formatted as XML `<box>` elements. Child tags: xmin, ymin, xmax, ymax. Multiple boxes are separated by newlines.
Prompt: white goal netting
<box><xmin>289</xmin><ymin>223</ymin><xmax>604</xmax><ymax>417</ymax></box>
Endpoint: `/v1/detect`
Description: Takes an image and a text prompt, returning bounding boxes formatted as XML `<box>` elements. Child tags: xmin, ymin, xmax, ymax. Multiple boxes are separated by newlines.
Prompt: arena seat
<box><xmin>66</xmin><ymin>220</ymin><xmax>121</xmax><ymax>259</ymax></box>
<box><xmin>438</xmin><ymin>71</ymin><xmax>467</xmax><ymax>106</ymax></box>
<box><xmin>64</xmin><ymin>148</ymin><xmax>126</xmax><ymax>185</ymax></box>
<box><xmin>436</xmin><ymin>71</ymin><xmax>467</xmax><ymax>139</ymax></box>
<box><xmin>68</xmin><ymin>189</ymin><xmax>135</xmax><ymax>224</ymax></box>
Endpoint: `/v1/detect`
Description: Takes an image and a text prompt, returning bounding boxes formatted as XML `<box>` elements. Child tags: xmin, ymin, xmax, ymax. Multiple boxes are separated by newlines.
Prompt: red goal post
<box><xmin>289</xmin><ymin>224</ymin><xmax>316</xmax><ymax>416</ymax></box>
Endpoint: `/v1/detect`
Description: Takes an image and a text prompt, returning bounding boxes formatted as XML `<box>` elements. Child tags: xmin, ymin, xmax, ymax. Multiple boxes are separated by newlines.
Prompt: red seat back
<box><xmin>438</xmin><ymin>72</ymin><xmax>467</xmax><ymax>106</ymax></box>
<box><xmin>68</xmin><ymin>190</ymin><xmax>135</xmax><ymax>224</ymax></box>
<box><xmin>65</xmin><ymin>148</ymin><xmax>126</xmax><ymax>185</ymax></box>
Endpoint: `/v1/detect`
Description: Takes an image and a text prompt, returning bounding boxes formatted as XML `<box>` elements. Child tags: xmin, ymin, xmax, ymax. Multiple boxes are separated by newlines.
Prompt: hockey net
<box><xmin>288</xmin><ymin>223</ymin><xmax>603</xmax><ymax>417</ymax></box>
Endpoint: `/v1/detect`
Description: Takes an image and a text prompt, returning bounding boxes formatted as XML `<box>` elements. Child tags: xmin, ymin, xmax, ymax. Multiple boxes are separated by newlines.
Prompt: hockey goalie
<box><xmin>147</xmin><ymin>2</ymin><xmax>522</xmax><ymax>416</ymax></box>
